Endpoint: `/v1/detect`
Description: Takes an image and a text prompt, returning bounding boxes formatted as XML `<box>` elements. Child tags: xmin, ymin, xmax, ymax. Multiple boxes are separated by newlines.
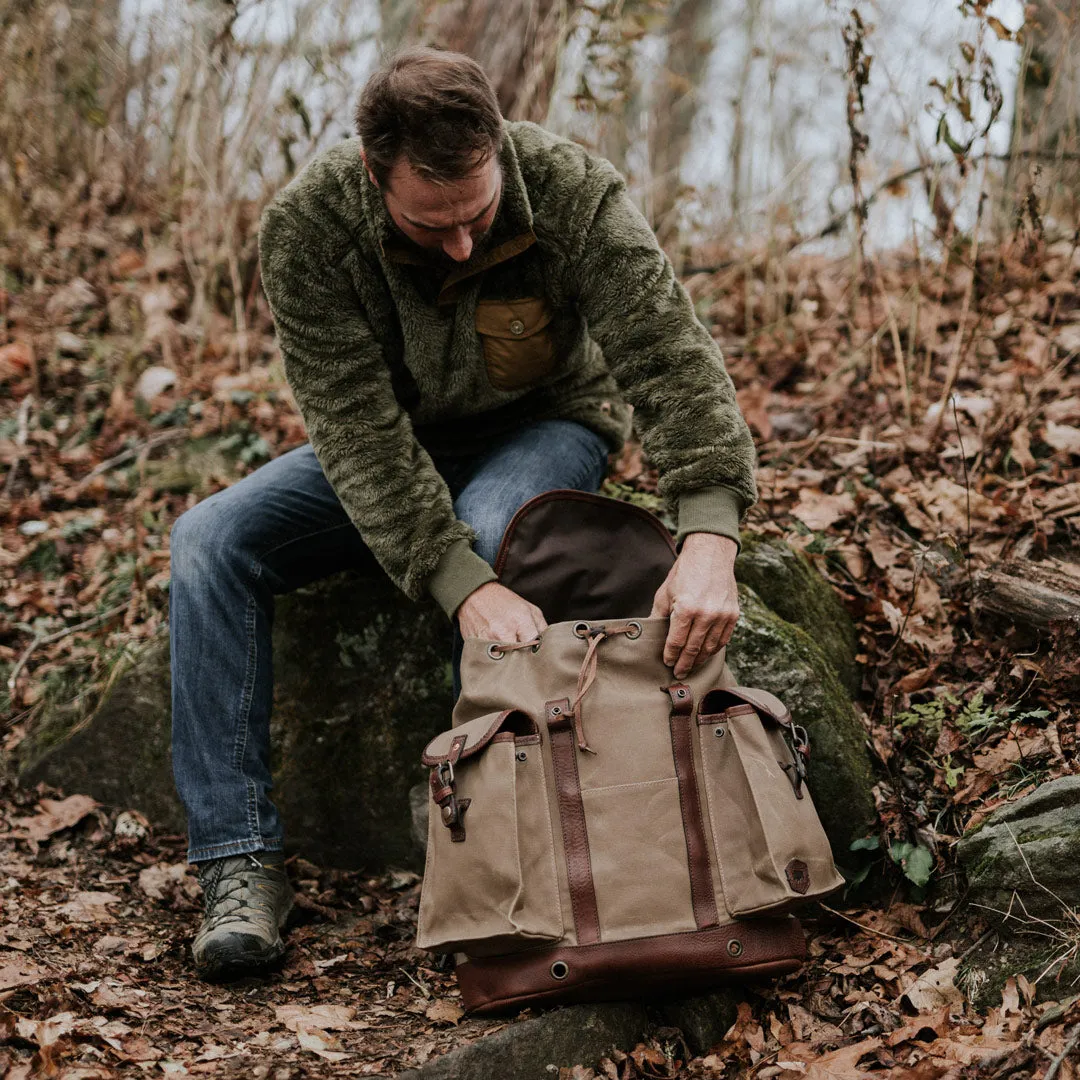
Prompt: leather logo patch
<box><xmin>786</xmin><ymin>859</ymin><xmax>810</xmax><ymax>894</ymax></box>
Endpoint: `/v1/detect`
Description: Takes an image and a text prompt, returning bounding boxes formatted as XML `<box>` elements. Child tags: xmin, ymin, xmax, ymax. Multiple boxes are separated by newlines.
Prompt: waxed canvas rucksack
<box><xmin>415</xmin><ymin>490</ymin><xmax>844</xmax><ymax>1014</ymax></box>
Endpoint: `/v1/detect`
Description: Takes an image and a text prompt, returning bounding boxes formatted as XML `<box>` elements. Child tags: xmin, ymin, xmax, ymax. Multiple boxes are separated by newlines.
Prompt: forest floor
<box><xmin>1</xmin><ymin>176</ymin><xmax>1079</xmax><ymax>1076</ymax></box>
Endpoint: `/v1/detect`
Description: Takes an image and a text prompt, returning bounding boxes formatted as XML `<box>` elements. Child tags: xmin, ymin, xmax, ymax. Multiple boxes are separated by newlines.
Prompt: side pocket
<box><xmin>697</xmin><ymin>688</ymin><xmax>845</xmax><ymax>917</ymax></box>
<box><xmin>416</xmin><ymin>710</ymin><xmax>563</xmax><ymax>956</ymax></box>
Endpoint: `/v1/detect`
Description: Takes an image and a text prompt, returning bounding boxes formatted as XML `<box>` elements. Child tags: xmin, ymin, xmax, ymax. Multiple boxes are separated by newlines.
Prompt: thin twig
<box><xmin>7</xmin><ymin>602</ymin><xmax>131</xmax><ymax>695</ymax></box>
<box><xmin>1045</xmin><ymin>1024</ymin><xmax>1080</xmax><ymax>1080</ymax></box>
<box><xmin>952</xmin><ymin>398</ymin><xmax>975</xmax><ymax>596</ymax></box>
<box><xmin>73</xmin><ymin>429</ymin><xmax>187</xmax><ymax>492</ymax></box>
<box><xmin>3</xmin><ymin>394</ymin><xmax>34</xmax><ymax>497</ymax></box>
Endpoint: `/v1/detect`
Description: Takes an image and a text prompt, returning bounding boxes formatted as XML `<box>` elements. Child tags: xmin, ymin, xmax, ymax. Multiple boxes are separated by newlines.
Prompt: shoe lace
<box><xmin>200</xmin><ymin>854</ymin><xmax>279</xmax><ymax>931</ymax></box>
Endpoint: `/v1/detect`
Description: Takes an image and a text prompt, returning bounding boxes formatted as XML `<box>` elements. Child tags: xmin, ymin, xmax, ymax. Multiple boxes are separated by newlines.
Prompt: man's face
<box><xmin>365</xmin><ymin>150</ymin><xmax>502</xmax><ymax>268</ymax></box>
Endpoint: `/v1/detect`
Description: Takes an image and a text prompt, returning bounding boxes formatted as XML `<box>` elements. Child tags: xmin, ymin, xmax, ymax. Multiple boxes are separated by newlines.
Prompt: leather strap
<box><xmin>665</xmin><ymin>683</ymin><xmax>720</xmax><ymax>930</ymax></box>
<box><xmin>429</xmin><ymin>733</ymin><xmax>470</xmax><ymax>842</ymax></box>
<box><xmin>545</xmin><ymin>698</ymin><xmax>601</xmax><ymax>945</ymax></box>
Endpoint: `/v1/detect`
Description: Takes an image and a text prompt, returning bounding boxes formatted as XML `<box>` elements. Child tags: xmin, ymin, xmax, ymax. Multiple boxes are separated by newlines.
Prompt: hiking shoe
<box><xmin>192</xmin><ymin>851</ymin><xmax>294</xmax><ymax>981</ymax></box>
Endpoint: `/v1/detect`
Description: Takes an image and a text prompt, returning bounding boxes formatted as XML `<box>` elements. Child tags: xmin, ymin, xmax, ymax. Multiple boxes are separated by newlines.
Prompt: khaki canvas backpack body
<box><xmin>416</xmin><ymin>491</ymin><xmax>844</xmax><ymax>1014</ymax></box>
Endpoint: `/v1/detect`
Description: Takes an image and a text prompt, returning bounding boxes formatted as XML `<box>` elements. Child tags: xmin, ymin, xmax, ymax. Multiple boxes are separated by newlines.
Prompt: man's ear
<box><xmin>359</xmin><ymin>147</ymin><xmax>379</xmax><ymax>188</ymax></box>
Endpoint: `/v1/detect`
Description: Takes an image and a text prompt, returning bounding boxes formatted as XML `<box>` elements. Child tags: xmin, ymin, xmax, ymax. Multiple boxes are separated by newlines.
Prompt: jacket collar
<box><xmin>361</xmin><ymin>122</ymin><xmax>536</xmax><ymax>306</ymax></box>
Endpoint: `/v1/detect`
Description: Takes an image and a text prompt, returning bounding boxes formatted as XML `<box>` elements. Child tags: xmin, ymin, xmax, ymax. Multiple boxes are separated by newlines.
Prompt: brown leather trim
<box><xmin>493</xmin><ymin>489</ymin><xmax>677</xmax><ymax>576</ymax></box>
<box><xmin>665</xmin><ymin>684</ymin><xmax>720</xmax><ymax>931</ymax></box>
<box><xmin>701</xmin><ymin>687</ymin><xmax>793</xmax><ymax>729</ymax></box>
<box><xmin>545</xmin><ymin>698</ymin><xmax>601</xmax><ymax>946</ymax></box>
<box><xmin>455</xmin><ymin>918</ymin><xmax>806</xmax><ymax>1015</ymax></box>
<box><xmin>437</xmin><ymin>231</ymin><xmax>538</xmax><ymax>305</ymax></box>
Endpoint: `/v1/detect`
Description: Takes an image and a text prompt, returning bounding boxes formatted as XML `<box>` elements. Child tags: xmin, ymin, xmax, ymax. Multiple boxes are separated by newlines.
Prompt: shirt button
<box><xmin>509</xmin><ymin>319</ymin><xmax>525</xmax><ymax>335</ymax></box>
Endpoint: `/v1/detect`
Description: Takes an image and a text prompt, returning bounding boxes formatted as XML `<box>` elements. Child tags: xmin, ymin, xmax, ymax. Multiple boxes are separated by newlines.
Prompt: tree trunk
<box><xmin>648</xmin><ymin>0</ymin><xmax>715</xmax><ymax>250</ymax></box>
<box><xmin>1010</xmin><ymin>1</ymin><xmax>1080</xmax><ymax>218</ymax></box>
<box><xmin>418</xmin><ymin>0</ymin><xmax>565</xmax><ymax>122</ymax></box>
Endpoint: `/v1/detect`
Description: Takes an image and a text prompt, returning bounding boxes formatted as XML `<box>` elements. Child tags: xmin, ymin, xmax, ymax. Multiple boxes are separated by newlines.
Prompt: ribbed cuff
<box><xmin>427</xmin><ymin>538</ymin><xmax>499</xmax><ymax>619</ymax></box>
<box><xmin>675</xmin><ymin>486</ymin><xmax>745</xmax><ymax>551</ymax></box>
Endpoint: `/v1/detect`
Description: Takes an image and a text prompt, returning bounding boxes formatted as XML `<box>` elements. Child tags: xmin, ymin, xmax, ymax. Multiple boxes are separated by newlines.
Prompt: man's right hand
<box><xmin>456</xmin><ymin>581</ymin><xmax>548</xmax><ymax>643</ymax></box>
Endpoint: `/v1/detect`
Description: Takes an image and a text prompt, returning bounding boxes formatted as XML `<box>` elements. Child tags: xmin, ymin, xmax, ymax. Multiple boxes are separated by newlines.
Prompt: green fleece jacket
<box><xmin>259</xmin><ymin>120</ymin><xmax>757</xmax><ymax>619</ymax></box>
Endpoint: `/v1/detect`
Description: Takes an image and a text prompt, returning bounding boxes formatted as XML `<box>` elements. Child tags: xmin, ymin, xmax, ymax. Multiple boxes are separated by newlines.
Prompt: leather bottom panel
<box><xmin>455</xmin><ymin>917</ymin><xmax>806</xmax><ymax>1015</ymax></box>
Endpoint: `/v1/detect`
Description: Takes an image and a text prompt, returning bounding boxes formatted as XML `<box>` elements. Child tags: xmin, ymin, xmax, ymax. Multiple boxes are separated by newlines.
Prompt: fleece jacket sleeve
<box><xmin>564</xmin><ymin>162</ymin><xmax>758</xmax><ymax>548</ymax></box>
<box><xmin>259</xmin><ymin>204</ymin><xmax>496</xmax><ymax>617</ymax></box>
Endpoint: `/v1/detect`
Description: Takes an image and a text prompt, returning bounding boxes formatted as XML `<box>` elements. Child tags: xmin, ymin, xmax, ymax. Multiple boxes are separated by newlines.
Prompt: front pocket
<box><xmin>416</xmin><ymin>710</ymin><xmax>563</xmax><ymax>956</ymax></box>
<box><xmin>475</xmin><ymin>297</ymin><xmax>557</xmax><ymax>391</ymax></box>
<box><xmin>696</xmin><ymin>690</ymin><xmax>844</xmax><ymax>917</ymax></box>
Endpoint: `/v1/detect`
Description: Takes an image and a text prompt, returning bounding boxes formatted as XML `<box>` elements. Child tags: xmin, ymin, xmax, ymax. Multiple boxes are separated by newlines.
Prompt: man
<box><xmin>168</xmin><ymin>47</ymin><xmax>757</xmax><ymax>981</ymax></box>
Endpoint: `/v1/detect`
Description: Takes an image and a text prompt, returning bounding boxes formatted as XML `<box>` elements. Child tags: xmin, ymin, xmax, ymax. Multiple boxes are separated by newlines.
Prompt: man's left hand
<box><xmin>650</xmin><ymin>533</ymin><xmax>740</xmax><ymax>679</ymax></box>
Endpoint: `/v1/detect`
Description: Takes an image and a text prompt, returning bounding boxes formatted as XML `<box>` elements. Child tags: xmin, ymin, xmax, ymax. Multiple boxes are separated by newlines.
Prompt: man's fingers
<box><xmin>673</xmin><ymin>617</ymin><xmax>709</xmax><ymax>679</ymax></box>
<box><xmin>663</xmin><ymin>605</ymin><xmax>692</xmax><ymax>667</ymax></box>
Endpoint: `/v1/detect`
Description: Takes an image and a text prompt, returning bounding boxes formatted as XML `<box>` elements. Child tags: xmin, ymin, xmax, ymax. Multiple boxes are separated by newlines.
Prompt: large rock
<box><xmin>727</xmin><ymin>584</ymin><xmax>876</xmax><ymax>853</ymax></box>
<box><xmin>395</xmin><ymin>992</ymin><xmax>740</xmax><ymax>1078</ymax></box>
<box><xmin>957</xmin><ymin>776</ymin><xmax>1080</xmax><ymax>919</ymax></box>
<box><xmin>735</xmin><ymin>534</ymin><xmax>859</xmax><ymax>695</ymax></box>
<box><xmin>955</xmin><ymin>777</ymin><xmax>1080</xmax><ymax>1007</ymax></box>
<box><xmin>18</xmin><ymin>571</ymin><xmax>452</xmax><ymax>870</ymax></box>
<box><xmin>18</xmin><ymin>538</ymin><xmax>874</xmax><ymax>867</ymax></box>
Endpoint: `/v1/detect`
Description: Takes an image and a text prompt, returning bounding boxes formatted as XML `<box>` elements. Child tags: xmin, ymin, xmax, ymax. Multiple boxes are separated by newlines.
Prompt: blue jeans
<box><xmin>168</xmin><ymin>419</ymin><xmax>610</xmax><ymax>863</ymax></box>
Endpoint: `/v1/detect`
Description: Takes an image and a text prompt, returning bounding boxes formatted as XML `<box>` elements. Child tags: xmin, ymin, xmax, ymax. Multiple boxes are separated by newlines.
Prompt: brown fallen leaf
<box><xmin>8</xmin><ymin>794</ymin><xmax>98</xmax><ymax>842</ymax></box>
<box><xmin>275</xmin><ymin>1003</ymin><xmax>359</xmax><ymax>1032</ymax></box>
<box><xmin>0</xmin><ymin>958</ymin><xmax>50</xmax><ymax>991</ymax></box>
<box><xmin>138</xmin><ymin>862</ymin><xmax>200</xmax><ymax>904</ymax></box>
<box><xmin>56</xmin><ymin>890</ymin><xmax>122</xmax><ymax>924</ymax></box>
<box><xmin>791</xmin><ymin>490</ymin><xmax>857</xmax><ymax>532</ymax></box>
<box><xmin>902</xmin><ymin>958</ymin><xmax>965</xmax><ymax>1011</ymax></box>
<box><xmin>424</xmin><ymin>999</ymin><xmax>465</xmax><ymax>1025</ymax></box>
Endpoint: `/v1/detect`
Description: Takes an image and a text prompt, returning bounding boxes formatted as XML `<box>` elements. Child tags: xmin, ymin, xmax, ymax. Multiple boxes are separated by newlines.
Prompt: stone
<box><xmin>957</xmin><ymin>776</ymin><xmax>1080</xmax><ymax>920</ymax></box>
<box><xmin>18</xmin><ymin>570</ymin><xmax>453</xmax><ymax>871</ymax></box>
<box><xmin>655</xmin><ymin>988</ymin><xmax>741</xmax><ymax>1054</ymax></box>
<box><xmin>135</xmin><ymin>364</ymin><xmax>177</xmax><ymax>403</ymax></box>
<box><xmin>726</xmin><ymin>585</ymin><xmax>876</xmax><ymax>854</ymax></box>
<box><xmin>734</xmin><ymin>534</ymin><xmax>859</xmax><ymax>694</ymax></box>
<box><xmin>395</xmin><ymin>1002</ymin><xmax>649</xmax><ymax>1080</ymax></box>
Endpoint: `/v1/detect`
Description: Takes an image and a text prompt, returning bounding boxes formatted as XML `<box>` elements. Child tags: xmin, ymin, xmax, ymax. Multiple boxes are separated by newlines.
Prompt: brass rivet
<box><xmin>727</xmin><ymin>939</ymin><xmax>743</xmax><ymax>957</ymax></box>
<box><xmin>714</xmin><ymin>726</ymin><xmax>726</xmax><ymax>738</ymax></box>
<box><xmin>516</xmin><ymin>750</ymin><xmax>527</xmax><ymax>762</ymax></box>
<box><xmin>510</xmin><ymin>319</ymin><xmax>525</xmax><ymax>335</ymax></box>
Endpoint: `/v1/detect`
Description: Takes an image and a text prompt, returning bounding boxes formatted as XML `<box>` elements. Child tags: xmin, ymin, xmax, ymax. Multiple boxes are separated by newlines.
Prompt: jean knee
<box><xmin>169</xmin><ymin>498</ymin><xmax>243</xmax><ymax>584</ymax></box>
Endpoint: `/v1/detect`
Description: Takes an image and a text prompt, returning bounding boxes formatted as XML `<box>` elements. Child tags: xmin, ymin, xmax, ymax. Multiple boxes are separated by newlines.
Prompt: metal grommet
<box><xmin>509</xmin><ymin>319</ymin><xmax>526</xmax><ymax>335</ymax></box>
<box><xmin>573</xmin><ymin>622</ymin><xmax>590</xmax><ymax>639</ymax></box>
<box><xmin>515</xmin><ymin>750</ymin><xmax>528</xmax><ymax>762</ymax></box>
<box><xmin>487</xmin><ymin>643</ymin><xmax>505</xmax><ymax>660</ymax></box>
<box><xmin>550</xmin><ymin>705</ymin><xmax>562</xmax><ymax>716</ymax></box>
<box><xmin>727</xmin><ymin>939</ymin><xmax>743</xmax><ymax>957</ymax></box>
<box><xmin>626</xmin><ymin>620</ymin><xmax>642</xmax><ymax>639</ymax></box>
<box><xmin>676</xmin><ymin>688</ymin><xmax>687</xmax><ymax>698</ymax></box>
<box><xmin>531</xmin><ymin>641</ymin><xmax>541</xmax><ymax>653</ymax></box>
<box><xmin>550</xmin><ymin>960</ymin><xmax>569</xmax><ymax>980</ymax></box>
<box><xmin>714</xmin><ymin>726</ymin><xmax>726</xmax><ymax>738</ymax></box>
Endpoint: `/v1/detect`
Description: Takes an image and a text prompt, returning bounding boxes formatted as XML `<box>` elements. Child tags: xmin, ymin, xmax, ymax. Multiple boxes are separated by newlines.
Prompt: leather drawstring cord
<box><xmin>570</xmin><ymin>622</ymin><xmax>640</xmax><ymax>754</ymax></box>
<box><xmin>486</xmin><ymin>621</ymin><xmax>642</xmax><ymax>754</ymax></box>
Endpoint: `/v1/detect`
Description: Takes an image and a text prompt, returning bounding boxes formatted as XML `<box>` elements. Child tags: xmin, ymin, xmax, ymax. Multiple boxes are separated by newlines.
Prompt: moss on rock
<box><xmin>735</xmin><ymin>534</ymin><xmax>859</xmax><ymax>694</ymax></box>
<box><xmin>727</xmin><ymin>584</ymin><xmax>876</xmax><ymax>853</ymax></box>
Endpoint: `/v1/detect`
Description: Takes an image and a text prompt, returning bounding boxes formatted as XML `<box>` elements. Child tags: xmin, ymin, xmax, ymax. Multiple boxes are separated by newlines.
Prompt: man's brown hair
<box><xmin>355</xmin><ymin>47</ymin><xmax>504</xmax><ymax>187</ymax></box>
